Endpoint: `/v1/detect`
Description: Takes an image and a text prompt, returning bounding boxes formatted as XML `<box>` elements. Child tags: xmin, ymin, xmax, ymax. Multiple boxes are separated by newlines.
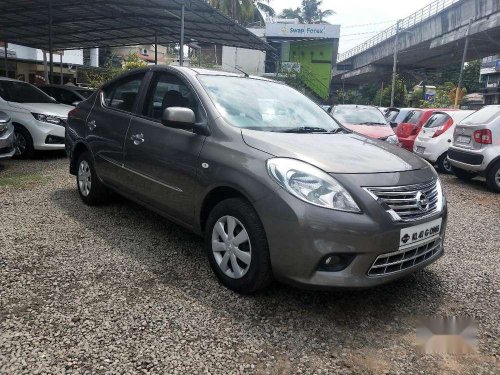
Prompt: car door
<box><xmin>86</xmin><ymin>72</ymin><xmax>147</xmax><ymax>188</ymax></box>
<box><xmin>122</xmin><ymin>71</ymin><xmax>207</xmax><ymax>226</ymax></box>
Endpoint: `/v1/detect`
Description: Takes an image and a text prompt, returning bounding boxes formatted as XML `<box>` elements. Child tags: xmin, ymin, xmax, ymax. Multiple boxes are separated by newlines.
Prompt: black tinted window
<box><xmin>143</xmin><ymin>72</ymin><xmax>199</xmax><ymax>121</ymax></box>
<box><xmin>424</xmin><ymin>113</ymin><xmax>451</xmax><ymax>128</ymax></box>
<box><xmin>0</xmin><ymin>81</ymin><xmax>56</xmax><ymax>103</ymax></box>
<box><xmin>103</xmin><ymin>74</ymin><xmax>145</xmax><ymax>113</ymax></box>
<box><xmin>404</xmin><ymin>110</ymin><xmax>423</xmax><ymax>124</ymax></box>
<box><xmin>51</xmin><ymin>88</ymin><xmax>80</xmax><ymax>105</ymax></box>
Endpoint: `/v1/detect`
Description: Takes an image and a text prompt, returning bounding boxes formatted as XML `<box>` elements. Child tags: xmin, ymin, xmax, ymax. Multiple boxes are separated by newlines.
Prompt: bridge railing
<box><xmin>337</xmin><ymin>0</ymin><xmax>460</xmax><ymax>62</ymax></box>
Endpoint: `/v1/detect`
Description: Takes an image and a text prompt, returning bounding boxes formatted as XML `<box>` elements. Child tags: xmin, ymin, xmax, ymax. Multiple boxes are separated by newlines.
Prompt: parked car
<box><xmin>66</xmin><ymin>66</ymin><xmax>447</xmax><ymax>293</ymax></box>
<box><xmin>39</xmin><ymin>84</ymin><xmax>94</xmax><ymax>106</ymax></box>
<box><xmin>330</xmin><ymin>105</ymin><xmax>399</xmax><ymax>144</ymax></box>
<box><xmin>448</xmin><ymin>105</ymin><xmax>500</xmax><ymax>192</ymax></box>
<box><xmin>385</xmin><ymin>107</ymin><xmax>416</xmax><ymax>128</ymax></box>
<box><xmin>413</xmin><ymin>110</ymin><xmax>474</xmax><ymax>173</ymax></box>
<box><xmin>0</xmin><ymin>77</ymin><xmax>74</xmax><ymax>158</ymax></box>
<box><xmin>396</xmin><ymin>108</ymin><xmax>455</xmax><ymax>151</ymax></box>
<box><xmin>0</xmin><ymin>111</ymin><xmax>15</xmax><ymax>160</ymax></box>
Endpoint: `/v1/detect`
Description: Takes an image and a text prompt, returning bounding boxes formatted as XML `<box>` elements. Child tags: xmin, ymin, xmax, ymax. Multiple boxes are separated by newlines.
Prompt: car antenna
<box><xmin>234</xmin><ymin>65</ymin><xmax>249</xmax><ymax>78</ymax></box>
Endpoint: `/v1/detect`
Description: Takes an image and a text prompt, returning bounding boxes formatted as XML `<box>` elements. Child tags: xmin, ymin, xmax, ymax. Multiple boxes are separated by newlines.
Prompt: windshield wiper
<box><xmin>359</xmin><ymin>122</ymin><xmax>386</xmax><ymax>126</ymax></box>
<box><xmin>281</xmin><ymin>127</ymin><xmax>329</xmax><ymax>133</ymax></box>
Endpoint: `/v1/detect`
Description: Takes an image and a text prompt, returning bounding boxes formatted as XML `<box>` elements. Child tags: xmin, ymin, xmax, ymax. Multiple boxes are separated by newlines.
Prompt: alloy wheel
<box><xmin>78</xmin><ymin>160</ymin><xmax>92</xmax><ymax>197</ymax></box>
<box><xmin>495</xmin><ymin>168</ymin><xmax>500</xmax><ymax>188</ymax></box>
<box><xmin>443</xmin><ymin>157</ymin><xmax>452</xmax><ymax>173</ymax></box>
<box><xmin>211</xmin><ymin>215</ymin><xmax>251</xmax><ymax>279</ymax></box>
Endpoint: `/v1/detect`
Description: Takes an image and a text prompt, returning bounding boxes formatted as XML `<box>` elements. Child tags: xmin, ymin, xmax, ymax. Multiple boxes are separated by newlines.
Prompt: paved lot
<box><xmin>0</xmin><ymin>154</ymin><xmax>499</xmax><ymax>374</ymax></box>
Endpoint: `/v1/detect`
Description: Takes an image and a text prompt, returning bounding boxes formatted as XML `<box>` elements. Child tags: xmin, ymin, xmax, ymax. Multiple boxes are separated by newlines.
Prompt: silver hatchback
<box><xmin>448</xmin><ymin>105</ymin><xmax>500</xmax><ymax>192</ymax></box>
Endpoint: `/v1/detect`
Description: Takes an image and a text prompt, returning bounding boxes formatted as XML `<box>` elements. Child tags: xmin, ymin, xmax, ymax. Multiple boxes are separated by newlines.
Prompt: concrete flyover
<box><xmin>333</xmin><ymin>0</ymin><xmax>500</xmax><ymax>86</ymax></box>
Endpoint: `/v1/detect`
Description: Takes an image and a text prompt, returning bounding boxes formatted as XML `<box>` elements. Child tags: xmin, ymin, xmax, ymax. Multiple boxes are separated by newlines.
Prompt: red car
<box><xmin>330</xmin><ymin>105</ymin><xmax>399</xmax><ymax>144</ymax></box>
<box><xmin>396</xmin><ymin>108</ymin><xmax>456</xmax><ymax>151</ymax></box>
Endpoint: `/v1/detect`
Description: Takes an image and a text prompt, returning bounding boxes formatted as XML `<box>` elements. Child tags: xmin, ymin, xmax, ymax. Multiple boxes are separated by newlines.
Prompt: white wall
<box><xmin>7</xmin><ymin>44</ymin><xmax>84</xmax><ymax>65</ymax></box>
<box><xmin>221</xmin><ymin>46</ymin><xmax>265</xmax><ymax>76</ymax></box>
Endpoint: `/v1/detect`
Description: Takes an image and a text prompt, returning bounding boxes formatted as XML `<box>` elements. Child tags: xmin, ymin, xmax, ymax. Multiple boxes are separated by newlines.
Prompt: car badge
<box><xmin>416</xmin><ymin>191</ymin><xmax>430</xmax><ymax>212</ymax></box>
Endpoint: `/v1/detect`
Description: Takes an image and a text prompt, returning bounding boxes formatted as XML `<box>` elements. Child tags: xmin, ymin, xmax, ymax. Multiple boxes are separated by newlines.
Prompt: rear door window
<box><xmin>103</xmin><ymin>73</ymin><xmax>145</xmax><ymax>113</ymax></box>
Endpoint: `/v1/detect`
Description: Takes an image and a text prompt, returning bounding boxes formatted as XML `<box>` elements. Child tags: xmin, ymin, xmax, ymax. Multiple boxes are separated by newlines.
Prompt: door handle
<box><xmin>87</xmin><ymin>120</ymin><xmax>96</xmax><ymax>131</ymax></box>
<box><xmin>130</xmin><ymin>133</ymin><xmax>144</xmax><ymax>145</ymax></box>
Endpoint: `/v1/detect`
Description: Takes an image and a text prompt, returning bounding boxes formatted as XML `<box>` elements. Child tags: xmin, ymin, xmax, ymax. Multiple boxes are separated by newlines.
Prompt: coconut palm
<box><xmin>280</xmin><ymin>0</ymin><xmax>335</xmax><ymax>24</ymax></box>
<box><xmin>209</xmin><ymin>0</ymin><xmax>275</xmax><ymax>25</ymax></box>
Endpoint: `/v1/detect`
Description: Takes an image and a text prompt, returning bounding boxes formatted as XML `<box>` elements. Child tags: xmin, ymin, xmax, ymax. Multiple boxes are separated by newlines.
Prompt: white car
<box><xmin>0</xmin><ymin>77</ymin><xmax>74</xmax><ymax>158</ymax></box>
<box><xmin>413</xmin><ymin>110</ymin><xmax>474</xmax><ymax>173</ymax></box>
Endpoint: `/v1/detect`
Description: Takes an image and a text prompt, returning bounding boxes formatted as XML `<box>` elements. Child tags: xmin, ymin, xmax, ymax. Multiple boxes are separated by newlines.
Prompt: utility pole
<box><xmin>390</xmin><ymin>20</ymin><xmax>401</xmax><ymax>107</ymax></box>
<box><xmin>455</xmin><ymin>19</ymin><xmax>472</xmax><ymax>109</ymax></box>
<box><xmin>379</xmin><ymin>81</ymin><xmax>384</xmax><ymax>107</ymax></box>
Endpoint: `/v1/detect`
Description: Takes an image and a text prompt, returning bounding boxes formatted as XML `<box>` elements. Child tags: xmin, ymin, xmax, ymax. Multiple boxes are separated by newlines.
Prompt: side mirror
<box><xmin>390</xmin><ymin>121</ymin><xmax>398</xmax><ymax>129</ymax></box>
<box><xmin>0</xmin><ymin>111</ymin><xmax>11</xmax><ymax>124</ymax></box>
<box><xmin>162</xmin><ymin>107</ymin><xmax>196</xmax><ymax>128</ymax></box>
<box><xmin>72</xmin><ymin>101</ymin><xmax>81</xmax><ymax>107</ymax></box>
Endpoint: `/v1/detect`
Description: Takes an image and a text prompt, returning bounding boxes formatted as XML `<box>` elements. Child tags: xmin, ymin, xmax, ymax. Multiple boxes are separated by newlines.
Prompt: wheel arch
<box><xmin>70</xmin><ymin>141</ymin><xmax>91</xmax><ymax>175</ymax></box>
<box><xmin>198</xmin><ymin>185</ymin><xmax>254</xmax><ymax>233</ymax></box>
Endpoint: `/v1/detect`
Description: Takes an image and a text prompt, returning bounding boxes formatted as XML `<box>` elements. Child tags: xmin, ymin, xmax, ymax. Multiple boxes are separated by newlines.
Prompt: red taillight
<box><xmin>473</xmin><ymin>129</ymin><xmax>492</xmax><ymax>144</ymax></box>
<box><xmin>68</xmin><ymin>108</ymin><xmax>79</xmax><ymax>118</ymax></box>
<box><xmin>433</xmin><ymin>118</ymin><xmax>454</xmax><ymax>138</ymax></box>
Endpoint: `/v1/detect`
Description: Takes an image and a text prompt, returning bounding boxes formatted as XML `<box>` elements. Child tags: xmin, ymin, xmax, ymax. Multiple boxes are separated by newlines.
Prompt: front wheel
<box><xmin>451</xmin><ymin>166</ymin><xmax>477</xmax><ymax>181</ymax></box>
<box><xmin>76</xmin><ymin>152</ymin><xmax>108</xmax><ymax>205</ymax></box>
<box><xmin>437</xmin><ymin>153</ymin><xmax>453</xmax><ymax>174</ymax></box>
<box><xmin>205</xmin><ymin>198</ymin><xmax>273</xmax><ymax>294</ymax></box>
<box><xmin>14</xmin><ymin>126</ymin><xmax>35</xmax><ymax>159</ymax></box>
<box><xmin>486</xmin><ymin>161</ymin><xmax>500</xmax><ymax>193</ymax></box>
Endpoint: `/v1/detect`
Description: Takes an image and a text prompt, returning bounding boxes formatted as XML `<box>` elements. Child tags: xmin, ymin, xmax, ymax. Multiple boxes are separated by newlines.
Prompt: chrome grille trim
<box><xmin>368</xmin><ymin>238</ymin><xmax>442</xmax><ymax>277</ymax></box>
<box><xmin>364</xmin><ymin>180</ymin><xmax>442</xmax><ymax>222</ymax></box>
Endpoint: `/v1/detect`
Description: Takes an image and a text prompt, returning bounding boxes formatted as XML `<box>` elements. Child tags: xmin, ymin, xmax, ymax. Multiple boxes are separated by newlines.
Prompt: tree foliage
<box><xmin>280</xmin><ymin>0</ymin><xmax>334</xmax><ymax>24</ymax></box>
<box><xmin>209</xmin><ymin>0</ymin><xmax>275</xmax><ymax>25</ymax></box>
<box><xmin>84</xmin><ymin>53</ymin><xmax>147</xmax><ymax>88</ymax></box>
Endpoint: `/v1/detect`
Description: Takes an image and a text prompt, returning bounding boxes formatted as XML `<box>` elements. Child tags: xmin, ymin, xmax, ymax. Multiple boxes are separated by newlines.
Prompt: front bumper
<box><xmin>30</xmin><ymin>118</ymin><xmax>66</xmax><ymax>150</ymax></box>
<box><xmin>0</xmin><ymin>125</ymin><xmax>16</xmax><ymax>159</ymax></box>
<box><xmin>254</xmin><ymin>174</ymin><xmax>447</xmax><ymax>289</ymax></box>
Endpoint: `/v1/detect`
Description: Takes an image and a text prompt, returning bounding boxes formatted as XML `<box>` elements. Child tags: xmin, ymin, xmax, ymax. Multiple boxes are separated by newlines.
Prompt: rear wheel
<box><xmin>437</xmin><ymin>153</ymin><xmax>453</xmax><ymax>174</ymax></box>
<box><xmin>76</xmin><ymin>152</ymin><xmax>108</xmax><ymax>205</ymax></box>
<box><xmin>452</xmin><ymin>166</ymin><xmax>477</xmax><ymax>181</ymax></box>
<box><xmin>205</xmin><ymin>198</ymin><xmax>273</xmax><ymax>294</ymax></box>
<box><xmin>486</xmin><ymin>161</ymin><xmax>500</xmax><ymax>193</ymax></box>
<box><xmin>14</xmin><ymin>126</ymin><xmax>35</xmax><ymax>159</ymax></box>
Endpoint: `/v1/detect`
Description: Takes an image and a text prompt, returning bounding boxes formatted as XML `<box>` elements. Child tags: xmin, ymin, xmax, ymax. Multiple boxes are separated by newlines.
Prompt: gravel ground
<box><xmin>0</xmin><ymin>154</ymin><xmax>499</xmax><ymax>375</ymax></box>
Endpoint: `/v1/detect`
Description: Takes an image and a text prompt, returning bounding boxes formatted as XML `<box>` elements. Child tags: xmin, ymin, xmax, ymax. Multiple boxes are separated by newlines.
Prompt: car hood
<box><xmin>241</xmin><ymin>129</ymin><xmax>428</xmax><ymax>174</ymax></box>
<box><xmin>7</xmin><ymin>102</ymin><xmax>74</xmax><ymax>117</ymax></box>
<box><xmin>341</xmin><ymin>123</ymin><xmax>395</xmax><ymax>139</ymax></box>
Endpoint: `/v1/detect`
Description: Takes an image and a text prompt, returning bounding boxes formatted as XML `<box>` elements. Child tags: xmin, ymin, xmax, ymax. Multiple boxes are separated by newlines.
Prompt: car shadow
<box><xmin>51</xmin><ymin>187</ymin><xmax>446</xmax><ymax>350</ymax></box>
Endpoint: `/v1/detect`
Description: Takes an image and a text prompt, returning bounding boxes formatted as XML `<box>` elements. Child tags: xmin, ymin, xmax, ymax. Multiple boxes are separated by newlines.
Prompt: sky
<box><xmin>269</xmin><ymin>0</ymin><xmax>434</xmax><ymax>53</ymax></box>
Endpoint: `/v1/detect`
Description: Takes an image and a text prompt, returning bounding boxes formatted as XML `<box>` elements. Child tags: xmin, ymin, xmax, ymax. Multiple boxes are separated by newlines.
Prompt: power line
<box><xmin>341</xmin><ymin>19</ymin><xmax>398</xmax><ymax>29</ymax></box>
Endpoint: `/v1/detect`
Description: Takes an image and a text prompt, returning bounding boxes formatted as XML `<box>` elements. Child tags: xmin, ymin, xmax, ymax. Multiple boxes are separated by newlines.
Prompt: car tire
<box><xmin>486</xmin><ymin>161</ymin><xmax>500</xmax><ymax>193</ymax></box>
<box><xmin>13</xmin><ymin>126</ymin><xmax>35</xmax><ymax>159</ymax></box>
<box><xmin>205</xmin><ymin>198</ymin><xmax>273</xmax><ymax>294</ymax></box>
<box><xmin>451</xmin><ymin>166</ymin><xmax>477</xmax><ymax>181</ymax></box>
<box><xmin>76</xmin><ymin>151</ymin><xmax>108</xmax><ymax>205</ymax></box>
<box><xmin>437</xmin><ymin>153</ymin><xmax>453</xmax><ymax>174</ymax></box>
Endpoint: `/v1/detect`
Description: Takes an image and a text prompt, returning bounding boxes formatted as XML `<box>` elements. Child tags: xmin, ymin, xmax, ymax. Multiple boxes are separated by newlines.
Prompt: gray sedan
<box><xmin>65</xmin><ymin>66</ymin><xmax>447</xmax><ymax>293</ymax></box>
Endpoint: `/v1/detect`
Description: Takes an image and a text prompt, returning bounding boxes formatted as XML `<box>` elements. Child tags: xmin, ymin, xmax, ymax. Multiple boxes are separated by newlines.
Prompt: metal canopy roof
<box><xmin>0</xmin><ymin>0</ymin><xmax>272</xmax><ymax>51</ymax></box>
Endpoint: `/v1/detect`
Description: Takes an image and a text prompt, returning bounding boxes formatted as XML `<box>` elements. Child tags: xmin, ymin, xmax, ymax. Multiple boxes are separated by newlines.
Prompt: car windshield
<box><xmin>75</xmin><ymin>89</ymin><xmax>93</xmax><ymax>98</ymax></box>
<box><xmin>0</xmin><ymin>80</ymin><xmax>57</xmax><ymax>103</ymax></box>
<box><xmin>332</xmin><ymin>106</ymin><xmax>387</xmax><ymax>125</ymax></box>
<box><xmin>197</xmin><ymin>75</ymin><xmax>341</xmax><ymax>133</ymax></box>
<box><xmin>461</xmin><ymin>106</ymin><xmax>500</xmax><ymax>125</ymax></box>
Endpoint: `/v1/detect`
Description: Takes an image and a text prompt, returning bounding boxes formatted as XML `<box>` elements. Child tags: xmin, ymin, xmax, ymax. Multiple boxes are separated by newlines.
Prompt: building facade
<box><xmin>481</xmin><ymin>55</ymin><xmax>500</xmax><ymax>105</ymax></box>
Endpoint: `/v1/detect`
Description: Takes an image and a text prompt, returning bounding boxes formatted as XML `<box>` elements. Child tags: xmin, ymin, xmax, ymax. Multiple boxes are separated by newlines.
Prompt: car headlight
<box><xmin>32</xmin><ymin>113</ymin><xmax>63</xmax><ymax>125</ymax></box>
<box><xmin>385</xmin><ymin>135</ymin><xmax>399</xmax><ymax>145</ymax></box>
<box><xmin>266</xmin><ymin>158</ymin><xmax>361</xmax><ymax>213</ymax></box>
<box><xmin>0</xmin><ymin>123</ymin><xmax>7</xmax><ymax>134</ymax></box>
<box><xmin>436</xmin><ymin>178</ymin><xmax>446</xmax><ymax>210</ymax></box>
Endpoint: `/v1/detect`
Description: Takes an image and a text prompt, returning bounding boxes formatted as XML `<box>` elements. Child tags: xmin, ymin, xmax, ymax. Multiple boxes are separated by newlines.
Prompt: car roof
<box><xmin>40</xmin><ymin>84</ymin><xmax>92</xmax><ymax>90</ymax></box>
<box><xmin>333</xmin><ymin>104</ymin><xmax>379</xmax><ymax>109</ymax></box>
<box><xmin>0</xmin><ymin>77</ymin><xmax>25</xmax><ymax>83</ymax></box>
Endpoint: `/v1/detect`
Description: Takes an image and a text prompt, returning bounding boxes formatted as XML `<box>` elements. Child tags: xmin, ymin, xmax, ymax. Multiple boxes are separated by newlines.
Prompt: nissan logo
<box><xmin>416</xmin><ymin>191</ymin><xmax>430</xmax><ymax>212</ymax></box>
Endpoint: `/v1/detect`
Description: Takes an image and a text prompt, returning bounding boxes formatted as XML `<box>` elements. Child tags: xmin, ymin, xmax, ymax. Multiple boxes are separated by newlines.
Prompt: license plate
<box><xmin>400</xmin><ymin>218</ymin><xmax>442</xmax><ymax>248</ymax></box>
<box><xmin>456</xmin><ymin>135</ymin><xmax>471</xmax><ymax>144</ymax></box>
<box><xmin>415</xmin><ymin>146</ymin><xmax>425</xmax><ymax>154</ymax></box>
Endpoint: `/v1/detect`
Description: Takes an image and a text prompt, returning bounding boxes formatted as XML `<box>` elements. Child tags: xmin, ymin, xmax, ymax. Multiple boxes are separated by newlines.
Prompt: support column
<box><xmin>455</xmin><ymin>19</ymin><xmax>472</xmax><ymax>109</ymax></box>
<box><xmin>154</xmin><ymin>32</ymin><xmax>158</xmax><ymax>65</ymax></box>
<box><xmin>179</xmin><ymin>3</ymin><xmax>185</xmax><ymax>66</ymax></box>
<box><xmin>4</xmin><ymin>42</ymin><xmax>8</xmax><ymax>77</ymax></box>
<box><xmin>48</xmin><ymin>0</ymin><xmax>54</xmax><ymax>83</ymax></box>
<box><xmin>60</xmin><ymin>53</ymin><xmax>63</xmax><ymax>84</ymax></box>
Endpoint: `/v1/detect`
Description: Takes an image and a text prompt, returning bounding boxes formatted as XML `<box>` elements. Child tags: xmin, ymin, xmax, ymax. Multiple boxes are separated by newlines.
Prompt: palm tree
<box><xmin>208</xmin><ymin>1</ymin><xmax>275</xmax><ymax>25</ymax></box>
<box><xmin>280</xmin><ymin>1</ymin><xmax>334</xmax><ymax>24</ymax></box>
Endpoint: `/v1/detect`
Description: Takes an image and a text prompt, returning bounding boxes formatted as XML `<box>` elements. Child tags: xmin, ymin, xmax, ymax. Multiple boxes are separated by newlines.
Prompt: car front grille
<box><xmin>368</xmin><ymin>238</ymin><xmax>442</xmax><ymax>277</ymax></box>
<box><xmin>365</xmin><ymin>180</ymin><xmax>441</xmax><ymax>222</ymax></box>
